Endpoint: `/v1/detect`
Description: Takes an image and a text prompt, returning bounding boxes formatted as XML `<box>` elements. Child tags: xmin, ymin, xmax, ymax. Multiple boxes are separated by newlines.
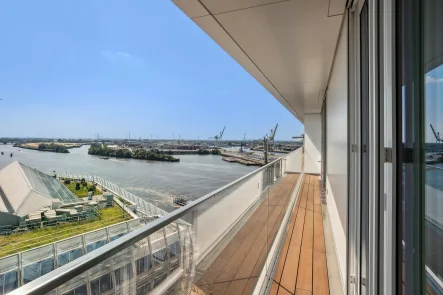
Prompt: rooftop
<box><xmin>0</xmin><ymin>162</ymin><xmax>80</xmax><ymax>217</ymax></box>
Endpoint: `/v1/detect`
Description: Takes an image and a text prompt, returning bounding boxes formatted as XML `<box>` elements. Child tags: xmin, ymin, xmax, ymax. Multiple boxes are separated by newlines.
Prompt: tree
<box><xmin>38</xmin><ymin>143</ymin><xmax>48</xmax><ymax>150</ymax></box>
<box><xmin>75</xmin><ymin>182</ymin><xmax>81</xmax><ymax>190</ymax></box>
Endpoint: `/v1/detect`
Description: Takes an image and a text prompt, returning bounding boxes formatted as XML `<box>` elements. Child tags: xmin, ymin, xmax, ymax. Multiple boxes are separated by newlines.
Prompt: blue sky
<box><xmin>0</xmin><ymin>1</ymin><xmax>303</xmax><ymax>141</ymax></box>
<box><xmin>425</xmin><ymin>65</ymin><xmax>443</xmax><ymax>142</ymax></box>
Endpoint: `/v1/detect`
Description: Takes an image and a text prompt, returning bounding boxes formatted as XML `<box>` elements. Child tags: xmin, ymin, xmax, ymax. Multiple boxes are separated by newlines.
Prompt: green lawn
<box><xmin>0</xmin><ymin>206</ymin><xmax>132</xmax><ymax>258</ymax></box>
<box><xmin>64</xmin><ymin>181</ymin><xmax>101</xmax><ymax>198</ymax></box>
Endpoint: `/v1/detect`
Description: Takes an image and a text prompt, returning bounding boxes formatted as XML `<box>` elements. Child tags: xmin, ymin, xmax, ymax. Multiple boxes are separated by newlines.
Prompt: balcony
<box><xmin>6</xmin><ymin>148</ymin><xmax>340</xmax><ymax>295</ymax></box>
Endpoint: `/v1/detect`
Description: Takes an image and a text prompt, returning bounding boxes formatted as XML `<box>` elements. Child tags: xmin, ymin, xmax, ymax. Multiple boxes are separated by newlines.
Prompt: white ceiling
<box><xmin>173</xmin><ymin>0</ymin><xmax>345</xmax><ymax>123</ymax></box>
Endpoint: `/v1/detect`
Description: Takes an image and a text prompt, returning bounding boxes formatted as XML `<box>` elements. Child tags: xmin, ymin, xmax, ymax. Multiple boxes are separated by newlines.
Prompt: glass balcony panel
<box><xmin>9</xmin><ymin>151</ymin><xmax>299</xmax><ymax>295</ymax></box>
<box><xmin>44</xmin><ymin>223</ymin><xmax>193</xmax><ymax>295</ymax></box>
<box><xmin>186</xmin><ymin>158</ymin><xmax>299</xmax><ymax>295</ymax></box>
<box><xmin>4</xmin><ymin>271</ymin><xmax>18</xmax><ymax>293</ymax></box>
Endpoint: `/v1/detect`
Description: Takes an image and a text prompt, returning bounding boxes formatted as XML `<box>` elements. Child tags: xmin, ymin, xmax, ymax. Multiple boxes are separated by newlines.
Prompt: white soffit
<box><xmin>329</xmin><ymin>0</ymin><xmax>347</xmax><ymax>16</ymax></box>
<box><xmin>173</xmin><ymin>0</ymin><xmax>208</xmax><ymax>18</ymax></box>
<box><xmin>200</xmin><ymin>0</ymin><xmax>290</xmax><ymax>15</ymax></box>
<box><xmin>173</xmin><ymin>0</ymin><xmax>344</xmax><ymax>122</ymax></box>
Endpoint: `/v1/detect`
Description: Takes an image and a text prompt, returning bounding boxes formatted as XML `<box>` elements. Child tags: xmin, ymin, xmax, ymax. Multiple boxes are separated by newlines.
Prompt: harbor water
<box><xmin>0</xmin><ymin>145</ymin><xmax>256</xmax><ymax>211</ymax></box>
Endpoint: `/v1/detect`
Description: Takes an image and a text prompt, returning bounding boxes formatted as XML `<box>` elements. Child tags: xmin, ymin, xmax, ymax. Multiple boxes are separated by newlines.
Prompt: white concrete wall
<box><xmin>304</xmin><ymin>114</ymin><xmax>322</xmax><ymax>174</ymax></box>
<box><xmin>325</xmin><ymin>14</ymin><xmax>348</xmax><ymax>290</ymax></box>
<box><xmin>194</xmin><ymin>171</ymin><xmax>264</xmax><ymax>261</ymax></box>
<box><xmin>0</xmin><ymin>161</ymin><xmax>31</xmax><ymax>212</ymax></box>
<box><xmin>285</xmin><ymin>147</ymin><xmax>303</xmax><ymax>173</ymax></box>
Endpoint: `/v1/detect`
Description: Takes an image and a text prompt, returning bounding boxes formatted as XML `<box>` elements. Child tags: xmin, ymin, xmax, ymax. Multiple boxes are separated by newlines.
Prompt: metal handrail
<box><xmin>9</xmin><ymin>151</ymin><xmax>294</xmax><ymax>295</ymax></box>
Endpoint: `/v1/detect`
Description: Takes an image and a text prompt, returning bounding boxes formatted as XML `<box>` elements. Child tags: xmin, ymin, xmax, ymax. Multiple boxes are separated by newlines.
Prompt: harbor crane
<box><xmin>430</xmin><ymin>124</ymin><xmax>443</xmax><ymax>143</ymax></box>
<box><xmin>240</xmin><ymin>133</ymin><xmax>247</xmax><ymax>152</ymax></box>
<box><xmin>268</xmin><ymin>123</ymin><xmax>278</xmax><ymax>154</ymax></box>
<box><xmin>210</xmin><ymin>126</ymin><xmax>226</xmax><ymax>147</ymax></box>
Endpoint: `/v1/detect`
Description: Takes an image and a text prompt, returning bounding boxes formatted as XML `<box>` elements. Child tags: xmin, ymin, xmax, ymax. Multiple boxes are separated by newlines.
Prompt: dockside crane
<box><xmin>430</xmin><ymin>124</ymin><xmax>443</xmax><ymax>143</ymax></box>
<box><xmin>240</xmin><ymin>133</ymin><xmax>246</xmax><ymax>152</ymax></box>
<box><xmin>268</xmin><ymin>123</ymin><xmax>278</xmax><ymax>154</ymax></box>
<box><xmin>210</xmin><ymin>126</ymin><xmax>226</xmax><ymax>147</ymax></box>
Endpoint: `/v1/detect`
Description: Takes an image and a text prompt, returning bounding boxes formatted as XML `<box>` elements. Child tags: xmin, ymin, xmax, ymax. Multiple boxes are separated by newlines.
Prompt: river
<box><xmin>0</xmin><ymin>144</ymin><xmax>256</xmax><ymax>211</ymax></box>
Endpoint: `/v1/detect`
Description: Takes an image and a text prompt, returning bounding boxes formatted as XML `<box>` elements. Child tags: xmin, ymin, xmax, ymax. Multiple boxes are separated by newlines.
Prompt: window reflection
<box><xmin>423</xmin><ymin>0</ymin><xmax>443</xmax><ymax>292</ymax></box>
<box><xmin>424</xmin><ymin>65</ymin><xmax>443</xmax><ymax>292</ymax></box>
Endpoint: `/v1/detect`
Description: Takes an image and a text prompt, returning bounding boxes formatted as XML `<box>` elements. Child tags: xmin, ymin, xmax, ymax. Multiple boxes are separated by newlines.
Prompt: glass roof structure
<box><xmin>18</xmin><ymin>163</ymin><xmax>79</xmax><ymax>204</ymax></box>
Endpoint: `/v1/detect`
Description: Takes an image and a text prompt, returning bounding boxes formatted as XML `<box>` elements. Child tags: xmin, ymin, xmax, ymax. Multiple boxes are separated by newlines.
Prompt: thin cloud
<box><xmin>100</xmin><ymin>50</ymin><xmax>144</xmax><ymax>65</ymax></box>
<box><xmin>426</xmin><ymin>76</ymin><xmax>443</xmax><ymax>84</ymax></box>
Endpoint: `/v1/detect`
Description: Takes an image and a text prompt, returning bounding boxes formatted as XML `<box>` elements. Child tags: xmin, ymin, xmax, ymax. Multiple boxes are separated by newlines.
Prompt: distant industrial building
<box><xmin>0</xmin><ymin>161</ymin><xmax>79</xmax><ymax>226</ymax></box>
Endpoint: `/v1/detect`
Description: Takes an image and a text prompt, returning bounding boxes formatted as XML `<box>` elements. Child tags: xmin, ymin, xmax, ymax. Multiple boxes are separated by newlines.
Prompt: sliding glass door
<box><xmin>400</xmin><ymin>0</ymin><xmax>443</xmax><ymax>294</ymax></box>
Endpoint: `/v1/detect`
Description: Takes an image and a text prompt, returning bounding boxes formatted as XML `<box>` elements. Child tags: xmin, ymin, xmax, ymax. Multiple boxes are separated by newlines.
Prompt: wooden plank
<box><xmin>277</xmin><ymin>175</ymin><xmax>298</xmax><ymax>207</ymax></box>
<box><xmin>225</xmin><ymin>278</ymin><xmax>249</xmax><ymax>295</ymax></box>
<box><xmin>299</xmin><ymin>181</ymin><xmax>308</xmax><ymax>209</ymax></box>
<box><xmin>268</xmin><ymin>205</ymin><xmax>290</xmax><ymax>246</ymax></box>
<box><xmin>296</xmin><ymin>247</ymin><xmax>313</xmax><ymax>291</ymax></box>
<box><xmin>197</xmin><ymin>201</ymin><xmax>269</xmax><ymax>284</ymax></box>
<box><xmin>302</xmin><ymin>210</ymin><xmax>314</xmax><ymax>249</ymax></box>
<box><xmin>290</xmin><ymin>206</ymin><xmax>299</xmax><ymax>224</ymax></box>
<box><xmin>296</xmin><ymin>188</ymin><xmax>302</xmax><ymax>207</ymax></box>
<box><xmin>268</xmin><ymin>185</ymin><xmax>288</xmax><ymax>205</ymax></box>
<box><xmin>251</xmin><ymin>243</ymin><xmax>268</xmax><ymax>277</ymax></box>
<box><xmin>313</xmin><ymin>212</ymin><xmax>325</xmax><ymax>251</ymax></box>
<box><xmin>313</xmin><ymin>176</ymin><xmax>322</xmax><ymax>214</ymax></box>
<box><xmin>306</xmin><ymin>178</ymin><xmax>314</xmax><ymax>212</ymax></box>
<box><xmin>221</xmin><ymin>204</ymin><xmax>281</xmax><ymax>280</ymax></box>
<box><xmin>222</xmin><ymin>179</ymin><xmax>289</xmax><ymax>281</ymax></box>
<box><xmin>198</xmin><ymin>281</ymin><xmax>231</xmax><ymax>295</ymax></box>
<box><xmin>313</xmin><ymin>249</ymin><xmax>329</xmax><ymax>295</ymax></box>
<box><xmin>199</xmin><ymin>206</ymin><xmax>267</xmax><ymax>284</ymax></box>
<box><xmin>196</xmin><ymin>173</ymin><xmax>301</xmax><ymax>293</ymax></box>
<box><xmin>274</xmin><ymin>199</ymin><xmax>300</xmax><ymax>282</ymax></box>
<box><xmin>241</xmin><ymin>278</ymin><xmax>259</xmax><ymax>295</ymax></box>
<box><xmin>234</xmin><ymin>227</ymin><xmax>268</xmax><ymax>279</ymax></box>
<box><xmin>296</xmin><ymin>289</ymin><xmax>312</xmax><ymax>295</ymax></box>
<box><xmin>277</xmin><ymin>286</ymin><xmax>293</xmax><ymax>295</ymax></box>
<box><xmin>290</xmin><ymin>208</ymin><xmax>306</xmax><ymax>247</ymax></box>
<box><xmin>314</xmin><ymin>203</ymin><xmax>322</xmax><ymax>214</ymax></box>
<box><xmin>214</xmin><ymin>218</ymin><xmax>268</xmax><ymax>281</ymax></box>
<box><xmin>269</xmin><ymin>282</ymin><xmax>280</xmax><ymax>295</ymax></box>
<box><xmin>274</xmin><ymin>235</ymin><xmax>291</xmax><ymax>283</ymax></box>
<box><xmin>280</xmin><ymin>245</ymin><xmax>301</xmax><ymax>293</ymax></box>
<box><xmin>268</xmin><ymin>176</ymin><xmax>294</xmax><ymax>205</ymax></box>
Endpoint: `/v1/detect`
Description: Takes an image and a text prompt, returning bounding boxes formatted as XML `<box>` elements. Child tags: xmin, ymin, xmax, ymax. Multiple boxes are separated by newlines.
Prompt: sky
<box><xmin>0</xmin><ymin>1</ymin><xmax>303</xmax><ymax>141</ymax></box>
<box><xmin>425</xmin><ymin>64</ymin><xmax>443</xmax><ymax>143</ymax></box>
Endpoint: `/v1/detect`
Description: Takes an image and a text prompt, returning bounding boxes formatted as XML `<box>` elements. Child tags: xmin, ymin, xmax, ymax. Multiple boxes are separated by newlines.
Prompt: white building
<box><xmin>0</xmin><ymin>161</ymin><xmax>79</xmax><ymax>226</ymax></box>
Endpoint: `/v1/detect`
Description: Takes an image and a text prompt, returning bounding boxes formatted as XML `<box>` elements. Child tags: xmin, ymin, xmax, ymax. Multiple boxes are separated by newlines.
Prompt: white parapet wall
<box><xmin>194</xmin><ymin>171</ymin><xmax>264</xmax><ymax>261</ymax></box>
<box><xmin>285</xmin><ymin>147</ymin><xmax>303</xmax><ymax>173</ymax></box>
<box><xmin>304</xmin><ymin>113</ymin><xmax>322</xmax><ymax>174</ymax></box>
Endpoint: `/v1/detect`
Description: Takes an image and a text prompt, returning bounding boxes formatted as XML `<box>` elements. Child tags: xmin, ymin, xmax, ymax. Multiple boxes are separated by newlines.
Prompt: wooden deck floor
<box><xmin>271</xmin><ymin>174</ymin><xmax>329</xmax><ymax>295</ymax></box>
<box><xmin>194</xmin><ymin>173</ymin><xmax>300</xmax><ymax>295</ymax></box>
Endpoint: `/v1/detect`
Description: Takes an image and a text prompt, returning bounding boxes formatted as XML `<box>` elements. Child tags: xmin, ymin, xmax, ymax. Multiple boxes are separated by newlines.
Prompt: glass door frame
<box><xmin>321</xmin><ymin>99</ymin><xmax>327</xmax><ymax>189</ymax></box>
<box><xmin>348</xmin><ymin>0</ymin><xmax>383</xmax><ymax>293</ymax></box>
<box><xmin>399</xmin><ymin>0</ymin><xmax>426</xmax><ymax>294</ymax></box>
